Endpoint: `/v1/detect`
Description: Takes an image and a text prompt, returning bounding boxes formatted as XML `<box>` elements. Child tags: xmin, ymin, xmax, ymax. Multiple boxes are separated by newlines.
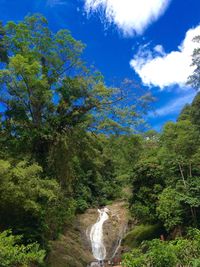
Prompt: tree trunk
<box><xmin>178</xmin><ymin>163</ymin><xmax>186</xmax><ymax>187</ymax></box>
<box><xmin>189</xmin><ymin>162</ymin><xmax>192</xmax><ymax>177</ymax></box>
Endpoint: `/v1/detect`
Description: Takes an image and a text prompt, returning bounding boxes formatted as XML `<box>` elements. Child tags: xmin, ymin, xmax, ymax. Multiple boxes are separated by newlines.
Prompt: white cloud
<box><xmin>150</xmin><ymin>91</ymin><xmax>196</xmax><ymax>118</ymax></box>
<box><xmin>84</xmin><ymin>0</ymin><xmax>171</xmax><ymax>36</ymax></box>
<box><xmin>130</xmin><ymin>25</ymin><xmax>200</xmax><ymax>89</ymax></box>
<box><xmin>154</xmin><ymin>45</ymin><xmax>165</xmax><ymax>55</ymax></box>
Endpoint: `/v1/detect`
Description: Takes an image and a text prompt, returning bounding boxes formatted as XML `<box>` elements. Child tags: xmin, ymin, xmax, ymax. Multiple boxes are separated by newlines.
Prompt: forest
<box><xmin>0</xmin><ymin>14</ymin><xmax>200</xmax><ymax>267</ymax></box>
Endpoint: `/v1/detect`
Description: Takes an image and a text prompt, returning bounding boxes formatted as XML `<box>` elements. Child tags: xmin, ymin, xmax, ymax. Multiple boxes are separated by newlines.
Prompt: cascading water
<box><xmin>111</xmin><ymin>224</ymin><xmax>127</xmax><ymax>260</ymax></box>
<box><xmin>90</xmin><ymin>208</ymin><xmax>109</xmax><ymax>261</ymax></box>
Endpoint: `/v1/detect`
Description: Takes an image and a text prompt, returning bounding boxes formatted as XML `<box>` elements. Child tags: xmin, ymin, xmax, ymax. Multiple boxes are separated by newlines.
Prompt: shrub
<box><xmin>123</xmin><ymin>224</ymin><xmax>161</xmax><ymax>248</ymax></box>
<box><xmin>123</xmin><ymin>228</ymin><xmax>200</xmax><ymax>267</ymax></box>
<box><xmin>0</xmin><ymin>230</ymin><xmax>45</xmax><ymax>267</ymax></box>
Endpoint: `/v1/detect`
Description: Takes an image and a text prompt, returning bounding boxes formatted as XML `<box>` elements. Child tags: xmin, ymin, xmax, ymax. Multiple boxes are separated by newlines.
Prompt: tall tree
<box><xmin>0</xmin><ymin>15</ymin><xmax>151</xmax><ymax>166</ymax></box>
<box><xmin>187</xmin><ymin>35</ymin><xmax>200</xmax><ymax>90</ymax></box>
<box><xmin>0</xmin><ymin>21</ymin><xmax>8</xmax><ymax>63</ymax></box>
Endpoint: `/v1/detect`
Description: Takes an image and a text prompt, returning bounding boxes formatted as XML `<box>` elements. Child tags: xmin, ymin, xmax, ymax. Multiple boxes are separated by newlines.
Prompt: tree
<box><xmin>0</xmin><ymin>230</ymin><xmax>45</xmax><ymax>267</ymax></box>
<box><xmin>159</xmin><ymin>120</ymin><xmax>200</xmax><ymax>226</ymax></box>
<box><xmin>0</xmin><ymin>159</ymin><xmax>75</xmax><ymax>243</ymax></box>
<box><xmin>187</xmin><ymin>35</ymin><xmax>200</xmax><ymax>90</ymax></box>
<box><xmin>103</xmin><ymin>134</ymin><xmax>143</xmax><ymax>184</ymax></box>
<box><xmin>0</xmin><ymin>14</ymin><xmax>152</xmax><ymax>177</ymax></box>
<box><xmin>179</xmin><ymin>92</ymin><xmax>200</xmax><ymax>128</ymax></box>
<box><xmin>159</xmin><ymin>120</ymin><xmax>199</xmax><ymax>186</ymax></box>
<box><xmin>130</xmin><ymin>155</ymin><xmax>164</xmax><ymax>223</ymax></box>
<box><xmin>156</xmin><ymin>187</ymin><xmax>184</xmax><ymax>232</ymax></box>
<box><xmin>0</xmin><ymin>21</ymin><xmax>8</xmax><ymax>63</ymax></box>
<box><xmin>0</xmin><ymin>14</ymin><xmax>86</xmax><ymax>161</ymax></box>
<box><xmin>123</xmin><ymin>229</ymin><xmax>200</xmax><ymax>267</ymax></box>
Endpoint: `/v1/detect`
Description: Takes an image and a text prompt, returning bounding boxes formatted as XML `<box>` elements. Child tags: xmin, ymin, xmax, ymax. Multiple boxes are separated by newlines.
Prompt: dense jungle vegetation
<box><xmin>0</xmin><ymin>14</ymin><xmax>200</xmax><ymax>267</ymax></box>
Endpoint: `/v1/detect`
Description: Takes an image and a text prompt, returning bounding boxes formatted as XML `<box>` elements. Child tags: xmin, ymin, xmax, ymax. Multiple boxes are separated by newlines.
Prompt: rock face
<box><xmin>79</xmin><ymin>201</ymin><xmax>128</xmax><ymax>261</ymax></box>
<box><xmin>47</xmin><ymin>201</ymin><xmax>128</xmax><ymax>267</ymax></box>
<box><xmin>102</xmin><ymin>201</ymin><xmax>128</xmax><ymax>260</ymax></box>
<box><xmin>46</xmin><ymin>228</ymin><xmax>93</xmax><ymax>267</ymax></box>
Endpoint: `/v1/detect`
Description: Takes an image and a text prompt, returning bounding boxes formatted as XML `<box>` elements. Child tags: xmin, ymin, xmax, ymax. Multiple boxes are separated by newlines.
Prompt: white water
<box><xmin>90</xmin><ymin>208</ymin><xmax>109</xmax><ymax>261</ymax></box>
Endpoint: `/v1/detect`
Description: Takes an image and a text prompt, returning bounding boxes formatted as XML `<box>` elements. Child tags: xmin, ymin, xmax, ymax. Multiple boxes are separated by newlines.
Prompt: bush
<box><xmin>76</xmin><ymin>198</ymin><xmax>89</xmax><ymax>213</ymax></box>
<box><xmin>123</xmin><ymin>228</ymin><xmax>200</xmax><ymax>267</ymax></box>
<box><xmin>131</xmin><ymin>202</ymin><xmax>156</xmax><ymax>223</ymax></box>
<box><xmin>156</xmin><ymin>187</ymin><xmax>184</xmax><ymax>232</ymax></box>
<box><xmin>0</xmin><ymin>230</ymin><xmax>45</xmax><ymax>267</ymax></box>
<box><xmin>0</xmin><ymin>160</ymin><xmax>76</xmax><ymax>243</ymax></box>
<box><xmin>123</xmin><ymin>224</ymin><xmax>162</xmax><ymax>248</ymax></box>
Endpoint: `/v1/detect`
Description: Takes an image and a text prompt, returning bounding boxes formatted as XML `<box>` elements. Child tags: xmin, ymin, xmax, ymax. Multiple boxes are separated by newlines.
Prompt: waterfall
<box><xmin>90</xmin><ymin>208</ymin><xmax>109</xmax><ymax>261</ymax></box>
<box><xmin>111</xmin><ymin>224</ymin><xmax>127</xmax><ymax>259</ymax></box>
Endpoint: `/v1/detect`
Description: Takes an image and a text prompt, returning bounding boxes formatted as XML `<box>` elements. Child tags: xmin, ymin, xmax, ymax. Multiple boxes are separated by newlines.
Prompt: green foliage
<box><xmin>179</xmin><ymin>92</ymin><xmax>200</xmax><ymax>129</ymax></box>
<box><xmin>0</xmin><ymin>230</ymin><xmax>45</xmax><ymax>267</ymax></box>
<box><xmin>122</xmin><ymin>248</ymin><xmax>146</xmax><ymax>267</ymax></box>
<box><xmin>104</xmin><ymin>134</ymin><xmax>143</xmax><ymax>184</ymax></box>
<box><xmin>156</xmin><ymin>187</ymin><xmax>184</xmax><ymax>232</ymax></box>
<box><xmin>0</xmin><ymin>14</ymin><xmax>151</xmax><ymax>166</ymax></box>
<box><xmin>2</xmin><ymin>13</ymin><xmax>200</xmax><ymax>267</ymax></box>
<box><xmin>123</xmin><ymin>224</ymin><xmax>162</xmax><ymax>248</ymax></box>
<box><xmin>123</xmin><ymin>229</ymin><xmax>200</xmax><ymax>267</ymax></box>
<box><xmin>187</xmin><ymin>35</ymin><xmax>200</xmax><ymax>90</ymax></box>
<box><xmin>0</xmin><ymin>159</ymin><xmax>75</xmax><ymax>242</ymax></box>
<box><xmin>130</xmin><ymin>155</ymin><xmax>164</xmax><ymax>223</ymax></box>
<box><xmin>160</xmin><ymin>120</ymin><xmax>199</xmax><ymax>162</ymax></box>
<box><xmin>0</xmin><ymin>15</ymin><xmax>151</xmax><ymax>211</ymax></box>
<box><xmin>0</xmin><ymin>21</ymin><xmax>8</xmax><ymax>63</ymax></box>
<box><xmin>0</xmin><ymin>15</ymin><xmax>152</xmax><ymax>259</ymax></box>
<box><xmin>129</xmin><ymin>111</ymin><xmax>200</xmax><ymax>230</ymax></box>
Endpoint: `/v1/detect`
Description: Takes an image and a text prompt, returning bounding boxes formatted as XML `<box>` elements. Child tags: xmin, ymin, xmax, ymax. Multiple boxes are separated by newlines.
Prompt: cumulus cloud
<box><xmin>84</xmin><ymin>0</ymin><xmax>171</xmax><ymax>36</ymax></box>
<box><xmin>130</xmin><ymin>25</ymin><xmax>200</xmax><ymax>89</ymax></box>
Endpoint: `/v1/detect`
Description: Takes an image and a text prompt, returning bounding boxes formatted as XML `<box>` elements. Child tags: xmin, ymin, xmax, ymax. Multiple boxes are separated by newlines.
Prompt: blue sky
<box><xmin>0</xmin><ymin>0</ymin><xmax>200</xmax><ymax>131</ymax></box>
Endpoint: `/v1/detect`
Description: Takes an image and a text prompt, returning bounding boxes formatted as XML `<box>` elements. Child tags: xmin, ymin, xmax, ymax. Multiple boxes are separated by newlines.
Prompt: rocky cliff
<box><xmin>47</xmin><ymin>201</ymin><xmax>129</xmax><ymax>267</ymax></box>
